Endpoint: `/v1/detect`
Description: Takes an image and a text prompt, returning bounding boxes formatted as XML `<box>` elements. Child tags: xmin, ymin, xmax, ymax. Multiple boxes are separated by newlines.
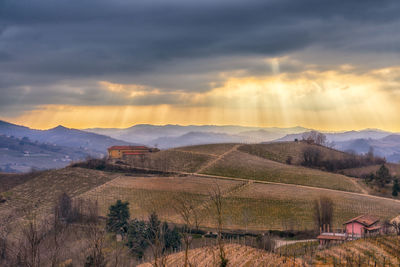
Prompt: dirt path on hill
<box><xmin>349</xmin><ymin>178</ymin><xmax>369</xmax><ymax>194</ymax></box>
<box><xmin>196</xmin><ymin>144</ymin><xmax>241</xmax><ymax>173</ymax></box>
<box><xmin>172</xmin><ymin>149</ymin><xmax>218</xmax><ymax>157</ymax></box>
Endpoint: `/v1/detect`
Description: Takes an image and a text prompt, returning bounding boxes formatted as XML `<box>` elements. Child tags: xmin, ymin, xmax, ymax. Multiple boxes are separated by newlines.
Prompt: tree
<box><xmin>57</xmin><ymin>192</ymin><xmax>72</xmax><ymax>221</ymax></box>
<box><xmin>106</xmin><ymin>200</ymin><xmax>130</xmax><ymax>236</ymax></box>
<box><xmin>84</xmin><ymin>223</ymin><xmax>107</xmax><ymax>267</ymax></box>
<box><xmin>172</xmin><ymin>194</ymin><xmax>200</xmax><ymax>267</ymax></box>
<box><xmin>302</xmin><ymin>147</ymin><xmax>321</xmax><ymax>167</ymax></box>
<box><xmin>209</xmin><ymin>184</ymin><xmax>228</xmax><ymax>267</ymax></box>
<box><xmin>18</xmin><ymin>217</ymin><xmax>48</xmax><ymax>267</ymax></box>
<box><xmin>145</xmin><ymin>212</ymin><xmax>166</xmax><ymax>267</ymax></box>
<box><xmin>163</xmin><ymin>223</ymin><xmax>180</xmax><ymax>252</ymax></box>
<box><xmin>126</xmin><ymin>219</ymin><xmax>148</xmax><ymax>259</ymax></box>
<box><xmin>376</xmin><ymin>164</ymin><xmax>391</xmax><ymax>188</ymax></box>
<box><xmin>302</xmin><ymin>131</ymin><xmax>327</xmax><ymax>146</ymax></box>
<box><xmin>314</xmin><ymin>196</ymin><xmax>334</xmax><ymax>231</ymax></box>
<box><xmin>393</xmin><ymin>179</ymin><xmax>400</xmax><ymax>197</ymax></box>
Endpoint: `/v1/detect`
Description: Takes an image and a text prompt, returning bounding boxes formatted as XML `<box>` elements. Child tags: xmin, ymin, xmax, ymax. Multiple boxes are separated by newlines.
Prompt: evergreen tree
<box><xmin>393</xmin><ymin>179</ymin><xmax>400</xmax><ymax>197</ymax></box>
<box><xmin>376</xmin><ymin>164</ymin><xmax>391</xmax><ymax>187</ymax></box>
<box><xmin>106</xmin><ymin>200</ymin><xmax>130</xmax><ymax>235</ymax></box>
<box><xmin>126</xmin><ymin>219</ymin><xmax>148</xmax><ymax>258</ymax></box>
<box><xmin>146</xmin><ymin>212</ymin><xmax>161</xmax><ymax>243</ymax></box>
<box><xmin>163</xmin><ymin>222</ymin><xmax>181</xmax><ymax>251</ymax></box>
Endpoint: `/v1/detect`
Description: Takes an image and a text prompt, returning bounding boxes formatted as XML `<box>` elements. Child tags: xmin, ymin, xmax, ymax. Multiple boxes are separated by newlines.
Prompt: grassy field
<box><xmin>239</xmin><ymin>142</ymin><xmax>350</xmax><ymax>165</ymax></box>
<box><xmin>201</xmin><ymin>150</ymin><xmax>362</xmax><ymax>192</ymax></box>
<box><xmin>79</xmin><ymin>175</ymin><xmax>400</xmax><ymax>231</ymax></box>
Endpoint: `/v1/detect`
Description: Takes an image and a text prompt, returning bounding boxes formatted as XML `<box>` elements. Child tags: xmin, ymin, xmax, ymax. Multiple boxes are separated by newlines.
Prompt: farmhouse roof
<box><xmin>343</xmin><ymin>215</ymin><xmax>379</xmax><ymax>227</ymax></box>
<box><xmin>108</xmin><ymin>146</ymin><xmax>148</xmax><ymax>151</ymax></box>
<box><xmin>123</xmin><ymin>152</ymin><xmax>145</xmax><ymax>155</ymax></box>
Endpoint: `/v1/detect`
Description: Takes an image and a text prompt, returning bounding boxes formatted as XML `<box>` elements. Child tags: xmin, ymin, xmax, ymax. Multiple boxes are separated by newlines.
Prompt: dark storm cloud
<box><xmin>1</xmin><ymin>0</ymin><xmax>400</xmax><ymax>115</ymax></box>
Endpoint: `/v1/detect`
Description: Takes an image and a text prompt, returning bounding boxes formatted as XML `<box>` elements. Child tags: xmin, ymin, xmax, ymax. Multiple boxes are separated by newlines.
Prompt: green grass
<box><xmin>202</xmin><ymin>150</ymin><xmax>361</xmax><ymax>192</ymax></box>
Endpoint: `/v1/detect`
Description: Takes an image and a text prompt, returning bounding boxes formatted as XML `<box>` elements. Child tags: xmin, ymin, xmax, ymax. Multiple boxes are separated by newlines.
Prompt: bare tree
<box><xmin>0</xmin><ymin>214</ymin><xmax>13</xmax><ymax>264</ymax></box>
<box><xmin>84</xmin><ymin>223</ymin><xmax>107</xmax><ymax>267</ymax></box>
<box><xmin>18</xmin><ymin>216</ymin><xmax>48</xmax><ymax>267</ymax></box>
<box><xmin>49</xmin><ymin>207</ymin><xmax>67</xmax><ymax>267</ymax></box>
<box><xmin>302</xmin><ymin>131</ymin><xmax>327</xmax><ymax>146</ymax></box>
<box><xmin>146</xmin><ymin>212</ymin><xmax>166</xmax><ymax>267</ymax></box>
<box><xmin>57</xmin><ymin>192</ymin><xmax>72</xmax><ymax>222</ymax></box>
<box><xmin>173</xmin><ymin>194</ymin><xmax>201</xmax><ymax>267</ymax></box>
<box><xmin>208</xmin><ymin>183</ymin><xmax>228</xmax><ymax>267</ymax></box>
<box><xmin>314</xmin><ymin>196</ymin><xmax>334</xmax><ymax>232</ymax></box>
<box><xmin>391</xmin><ymin>220</ymin><xmax>400</xmax><ymax>235</ymax></box>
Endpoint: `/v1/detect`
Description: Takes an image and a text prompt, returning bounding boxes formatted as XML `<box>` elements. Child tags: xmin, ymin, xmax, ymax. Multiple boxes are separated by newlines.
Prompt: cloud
<box><xmin>1</xmin><ymin>0</ymin><xmax>400</xmax><ymax>117</ymax></box>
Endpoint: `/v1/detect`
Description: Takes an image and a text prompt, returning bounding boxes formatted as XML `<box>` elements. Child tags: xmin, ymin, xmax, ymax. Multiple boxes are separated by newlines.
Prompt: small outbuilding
<box><xmin>317</xmin><ymin>214</ymin><xmax>382</xmax><ymax>246</ymax></box>
<box><xmin>343</xmin><ymin>214</ymin><xmax>381</xmax><ymax>239</ymax></box>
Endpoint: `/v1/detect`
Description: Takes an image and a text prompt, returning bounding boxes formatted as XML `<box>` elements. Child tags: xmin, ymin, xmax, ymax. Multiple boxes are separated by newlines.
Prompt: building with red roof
<box><xmin>317</xmin><ymin>214</ymin><xmax>382</xmax><ymax>246</ymax></box>
<box><xmin>107</xmin><ymin>145</ymin><xmax>154</xmax><ymax>159</ymax></box>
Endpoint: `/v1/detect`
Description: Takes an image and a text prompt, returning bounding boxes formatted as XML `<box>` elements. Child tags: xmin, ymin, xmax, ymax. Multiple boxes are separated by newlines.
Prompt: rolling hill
<box><xmin>0</xmin><ymin>120</ymin><xmax>133</xmax><ymax>154</ymax></box>
<box><xmin>2</xmin><ymin>141</ymin><xmax>400</xmax><ymax>266</ymax></box>
<box><xmin>0</xmin><ymin>120</ymin><xmax>136</xmax><ymax>172</ymax></box>
<box><xmin>85</xmin><ymin>124</ymin><xmax>309</xmax><ymax>148</ymax></box>
<box><xmin>0</xmin><ymin>134</ymin><xmax>89</xmax><ymax>172</ymax></box>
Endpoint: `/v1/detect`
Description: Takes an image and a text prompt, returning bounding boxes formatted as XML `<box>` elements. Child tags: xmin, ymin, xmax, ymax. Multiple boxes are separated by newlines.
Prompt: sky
<box><xmin>1</xmin><ymin>0</ymin><xmax>400</xmax><ymax>131</ymax></box>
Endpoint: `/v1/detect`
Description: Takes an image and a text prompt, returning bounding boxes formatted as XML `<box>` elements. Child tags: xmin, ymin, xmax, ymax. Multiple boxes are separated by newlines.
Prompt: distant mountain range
<box><xmin>85</xmin><ymin>124</ymin><xmax>309</xmax><ymax>147</ymax></box>
<box><xmin>86</xmin><ymin>124</ymin><xmax>400</xmax><ymax>163</ymax></box>
<box><xmin>0</xmin><ymin>120</ymin><xmax>134</xmax><ymax>172</ymax></box>
<box><xmin>1</xmin><ymin>120</ymin><xmax>400</xmax><ymax>172</ymax></box>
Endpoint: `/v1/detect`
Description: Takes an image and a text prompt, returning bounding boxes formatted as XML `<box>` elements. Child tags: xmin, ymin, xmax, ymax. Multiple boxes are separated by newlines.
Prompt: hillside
<box><xmin>0</xmin><ymin>120</ymin><xmax>133</xmax><ymax>154</ymax></box>
<box><xmin>138</xmin><ymin>244</ymin><xmax>301</xmax><ymax>267</ymax></box>
<box><xmin>239</xmin><ymin>142</ymin><xmax>350</xmax><ymax>165</ymax></box>
<box><xmin>312</xmin><ymin>235</ymin><xmax>400</xmax><ymax>266</ymax></box>
<box><xmin>138</xmin><ymin>236</ymin><xmax>400</xmax><ymax>266</ymax></box>
<box><xmin>335</xmin><ymin>135</ymin><xmax>400</xmax><ymax>163</ymax></box>
<box><xmin>0</xmin><ymin>167</ymin><xmax>119</xmax><ymax>222</ymax></box>
<box><xmin>85</xmin><ymin>124</ymin><xmax>309</xmax><ymax>147</ymax></box>
<box><xmin>79</xmin><ymin>174</ymin><xmax>400</xmax><ymax>231</ymax></box>
<box><xmin>201</xmin><ymin>150</ymin><xmax>361</xmax><ymax>192</ymax></box>
<box><xmin>0</xmin><ymin>134</ymin><xmax>89</xmax><ymax>172</ymax></box>
<box><xmin>122</xmin><ymin>142</ymin><xmax>366</xmax><ymax>193</ymax></box>
<box><xmin>341</xmin><ymin>163</ymin><xmax>400</xmax><ymax>178</ymax></box>
<box><xmin>0</xmin><ymin>120</ymin><xmax>136</xmax><ymax>172</ymax></box>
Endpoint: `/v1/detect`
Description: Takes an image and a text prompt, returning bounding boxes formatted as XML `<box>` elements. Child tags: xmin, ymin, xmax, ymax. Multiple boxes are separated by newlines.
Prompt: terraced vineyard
<box><xmin>79</xmin><ymin>175</ymin><xmax>400</xmax><ymax>231</ymax></box>
<box><xmin>312</xmin><ymin>235</ymin><xmax>400</xmax><ymax>266</ymax></box>
<box><xmin>0</xmin><ymin>167</ymin><xmax>118</xmax><ymax>221</ymax></box>
<box><xmin>239</xmin><ymin>142</ymin><xmax>350</xmax><ymax>165</ymax></box>
<box><xmin>201</xmin><ymin>150</ymin><xmax>362</xmax><ymax>192</ymax></box>
<box><xmin>138</xmin><ymin>244</ymin><xmax>303</xmax><ymax>267</ymax></box>
<box><xmin>125</xmin><ymin>149</ymin><xmax>214</xmax><ymax>173</ymax></box>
